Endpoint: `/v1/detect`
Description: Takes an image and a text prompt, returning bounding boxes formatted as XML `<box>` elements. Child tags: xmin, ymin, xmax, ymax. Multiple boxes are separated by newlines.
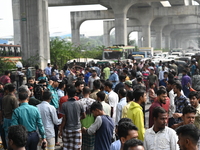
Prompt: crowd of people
<box><xmin>0</xmin><ymin>59</ymin><xmax>200</xmax><ymax>150</ymax></box>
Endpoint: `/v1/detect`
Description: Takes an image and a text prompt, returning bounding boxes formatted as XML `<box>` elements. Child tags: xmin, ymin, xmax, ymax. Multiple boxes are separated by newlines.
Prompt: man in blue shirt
<box><xmin>47</xmin><ymin>79</ymin><xmax>60</xmax><ymax>109</ymax></box>
<box><xmin>84</xmin><ymin>68</ymin><xmax>91</xmax><ymax>86</ymax></box>
<box><xmin>109</xmin><ymin>68</ymin><xmax>119</xmax><ymax>89</ymax></box>
<box><xmin>11</xmin><ymin>85</ymin><xmax>46</xmax><ymax>150</ymax></box>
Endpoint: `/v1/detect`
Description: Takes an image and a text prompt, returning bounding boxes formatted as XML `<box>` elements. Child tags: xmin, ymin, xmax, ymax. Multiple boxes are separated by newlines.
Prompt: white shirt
<box><xmin>37</xmin><ymin>101</ymin><xmax>62</xmax><ymax>139</ymax></box>
<box><xmin>115</xmin><ymin>97</ymin><xmax>127</xmax><ymax>125</ymax></box>
<box><xmin>57</xmin><ymin>89</ymin><xmax>64</xmax><ymax>100</ymax></box>
<box><xmin>88</xmin><ymin>76</ymin><xmax>100</xmax><ymax>90</ymax></box>
<box><xmin>101</xmin><ymin>101</ymin><xmax>111</xmax><ymax>117</ymax></box>
<box><xmin>108</xmin><ymin>90</ymin><xmax>119</xmax><ymax>123</ymax></box>
<box><xmin>144</xmin><ymin>126</ymin><xmax>179</xmax><ymax>150</ymax></box>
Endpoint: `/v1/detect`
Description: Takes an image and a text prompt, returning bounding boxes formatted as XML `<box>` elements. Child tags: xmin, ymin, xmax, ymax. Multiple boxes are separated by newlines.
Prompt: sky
<box><xmin>0</xmin><ymin>0</ymin><xmax>108</xmax><ymax>38</ymax></box>
<box><xmin>0</xmin><ymin>0</ymin><xmax>138</xmax><ymax>42</ymax></box>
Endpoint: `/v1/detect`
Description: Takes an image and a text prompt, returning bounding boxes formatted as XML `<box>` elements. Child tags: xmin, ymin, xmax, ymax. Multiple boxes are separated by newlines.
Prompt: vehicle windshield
<box><xmin>103</xmin><ymin>51</ymin><xmax>122</xmax><ymax>59</ymax></box>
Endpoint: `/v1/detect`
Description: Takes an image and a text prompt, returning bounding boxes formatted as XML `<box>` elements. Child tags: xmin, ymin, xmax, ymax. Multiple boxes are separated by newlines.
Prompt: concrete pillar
<box><xmin>165</xmin><ymin>35</ymin><xmax>171</xmax><ymax>50</ymax></box>
<box><xmin>155</xmin><ymin>28</ymin><xmax>162</xmax><ymax>49</ymax></box>
<box><xmin>114</xmin><ymin>13</ymin><xmax>127</xmax><ymax>45</ymax></box>
<box><xmin>42</xmin><ymin>0</ymin><xmax>50</xmax><ymax>64</ymax></box>
<box><xmin>103</xmin><ymin>21</ymin><xmax>111</xmax><ymax>47</ymax></box>
<box><xmin>19</xmin><ymin>0</ymin><xmax>49</xmax><ymax>69</ymax></box>
<box><xmin>12</xmin><ymin>0</ymin><xmax>21</xmax><ymax>45</ymax></box>
<box><xmin>71</xmin><ymin>29</ymin><xmax>80</xmax><ymax>46</ymax></box>
<box><xmin>142</xmin><ymin>25</ymin><xmax>151</xmax><ymax>47</ymax></box>
<box><xmin>138</xmin><ymin>32</ymin><xmax>142</xmax><ymax>47</ymax></box>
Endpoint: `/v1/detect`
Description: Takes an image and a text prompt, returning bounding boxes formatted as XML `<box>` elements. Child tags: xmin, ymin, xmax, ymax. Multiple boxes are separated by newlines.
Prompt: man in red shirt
<box><xmin>148</xmin><ymin>88</ymin><xmax>168</xmax><ymax>128</ymax></box>
<box><xmin>0</xmin><ymin>71</ymin><xmax>11</xmax><ymax>86</ymax></box>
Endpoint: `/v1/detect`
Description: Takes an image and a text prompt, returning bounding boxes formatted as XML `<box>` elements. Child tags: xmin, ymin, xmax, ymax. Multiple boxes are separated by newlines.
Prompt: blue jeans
<box><xmin>3</xmin><ymin>118</ymin><xmax>12</xmax><ymax>144</ymax></box>
<box><xmin>26</xmin><ymin>132</ymin><xmax>39</xmax><ymax>150</ymax></box>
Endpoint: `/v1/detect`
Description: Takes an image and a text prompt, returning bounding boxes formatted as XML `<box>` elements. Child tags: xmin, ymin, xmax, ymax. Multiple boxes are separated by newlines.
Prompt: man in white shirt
<box><xmin>115</xmin><ymin>88</ymin><xmax>127</xmax><ymax>125</ymax></box>
<box><xmin>96</xmin><ymin>91</ymin><xmax>111</xmax><ymax>116</ymax></box>
<box><xmin>88</xmin><ymin>70</ymin><xmax>100</xmax><ymax>90</ymax></box>
<box><xmin>144</xmin><ymin>106</ymin><xmax>179</xmax><ymax>150</ymax></box>
<box><xmin>57</xmin><ymin>82</ymin><xmax>65</xmax><ymax>100</ymax></box>
<box><xmin>37</xmin><ymin>90</ymin><xmax>62</xmax><ymax>150</ymax></box>
<box><xmin>104</xmin><ymin>81</ymin><xmax>119</xmax><ymax>123</ymax></box>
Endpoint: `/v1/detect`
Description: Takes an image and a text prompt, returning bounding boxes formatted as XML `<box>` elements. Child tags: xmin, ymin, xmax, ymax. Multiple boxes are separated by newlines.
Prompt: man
<box><xmin>0</xmin><ymin>71</ymin><xmax>11</xmax><ymax>85</ymax></box>
<box><xmin>176</xmin><ymin>124</ymin><xmax>200</xmax><ymax>150</ymax></box>
<box><xmin>59</xmin><ymin>85</ymin><xmax>85</xmax><ymax>150</ymax></box>
<box><xmin>158</xmin><ymin>65</ymin><xmax>166</xmax><ymax>81</ymax></box>
<box><xmin>118</xmin><ymin>122</ymin><xmax>139</xmax><ymax>150</ymax></box>
<box><xmin>109</xmin><ymin>68</ymin><xmax>119</xmax><ymax>89</ymax></box>
<box><xmin>159</xmin><ymin>72</ymin><xmax>168</xmax><ymax>87</ymax></box>
<box><xmin>115</xmin><ymin>88</ymin><xmax>127</xmax><ymax>125</ymax></box>
<box><xmin>123</xmin><ymin>139</ymin><xmax>144</xmax><ymax>150</ymax></box>
<box><xmin>147</xmin><ymin>67</ymin><xmax>158</xmax><ymax>89</ymax></box>
<box><xmin>2</xmin><ymin>84</ymin><xmax>18</xmax><ymax>140</ymax></box>
<box><xmin>181</xmin><ymin>69</ymin><xmax>191</xmax><ymax>97</ymax></box>
<box><xmin>96</xmin><ymin>91</ymin><xmax>111</xmax><ymax>116</ymax></box>
<box><xmin>104</xmin><ymin>81</ymin><xmax>119</xmax><ymax>122</ymax></box>
<box><xmin>173</xmin><ymin>82</ymin><xmax>188</xmax><ymax>124</ymax></box>
<box><xmin>192</xmin><ymin>69</ymin><xmax>200</xmax><ymax>91</ymax></box>
<box><xmin>79</xmin><ymin>87</ymin><xmax>96</xmax><ymax>150</ymax></box>
<box><xmin>27</xmin><ymin>77</ymin><xmax>35</xmax><ymax>86</ymax></box>
<box><xmin>37</xmin><ymin>90</ymin><xmax>62</xmax><ymax>150</ymax></box>
<box><xmin>75</xmin><ymin>80</ymin><xmax>84</xmax><ymax>99</ymax></box>
<box><xmin>11</xmin><ymin>85</ymin><xmax>47</xmax><ymax>150</ymax></box>
<box><xmin>127</xmin><ymin>89</ymin><xmax>146</xmax><ymax>141</ymax></box>
<box><xmin>114</xmin><ymin>75</ymin><xmax>126</xmax><ymax>93</ymax></box>
<box><xmin>144</xmin><ymin>107</ymin><xmax>179</xmax><ymax>150</ymax></box>
<box><xmin>88</xmin><ymin>70</ymin><xmax>100</xmax><ymax>90</ymax></box>
<box><xmin>167</xmin><ymin>79</ymin><xmax>176</xmax><ymax>127</ymax></box>
<box><xmin>82</xmin><ymin>102</ymin><xmax>114</xmax><ymax>150</ymax></box>
<box><xmin>90</xmin><ymin>80</ymin><xmax>101</xmax><ymax>100</ymax></box>
<box><xmin>103</xmin><ymin>64</ymin><xmax>110</xmax><ymax>80</ymax></box>
<box><xmin>123</xmin><ymin>70</ymin><xmax>130</xmax><ymax>81</ymax></box>
<box><xmin>172</xmin><ymin>105</ymin><xmax>196</xmax><ymax>129</ymax></box>
<box><xmin>45</xmin><ymin>63</ymin><xmax>52</xmax><ymax>78</ymax></box>
<box><xmin>124</xmin><ymin>80</ymin><xmax>133</xmax><ymax>91</ymax></box>
<box><xmin>110</xmin><ymin>118</ymin><xmax>133</xmax><ymax>150</ymax></box>
<box><xmin>47</xmin><ymin>79</ymin><xmax>60</xmax><ymax>109</ymax></box>
<box><xmin>84</xmin><ymin>68</ymin><xmax>91</xmax><ymax>86</ymax></box>
<box><xmin>8</xmin><ymin>125</ymin><xmax>27</xmax><ymax>150</ymax></box>
<box><xmin>149</xmin><ymin>88</ymin><xmax>168</xmax><ymax>128</ymax></box>
<box><xmin>47</xmin><ymin>78</ymin><xmax>61</xmax><ymax>145</ymax></box>
<box><xmin>170</xmin><ymin>60</ymin><xmax>178</xmax><ymax>75</ymax></box>
<box><xmin>188</xmin><ymin>91</ymin><xmax>200</xmax><ymax>129</ymax></box>
<box><xmin>57</xmin><ymin>82</ymin><xmax>65</xmax><ymax>100</ymax></box>
<box><xmin>122</xmin><ymin>90</ymin><xmax>134</xmax><ymax>118</ymax></box>
<box><xmin>25</xmin><ymin>65</ymin><xmax>32</xmax><ymax>83</ymax></box>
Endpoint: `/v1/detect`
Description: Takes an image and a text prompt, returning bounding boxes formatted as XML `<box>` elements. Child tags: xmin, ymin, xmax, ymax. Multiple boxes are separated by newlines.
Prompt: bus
<box><xmin>102</xmin><ymin>45</ymin><xmax>135</xmax><ymax>61</ymax></box>
<box><xmin>0</xmin><ymin>44</ymin><xmax>21</xmax><ymax>63</ymax></box>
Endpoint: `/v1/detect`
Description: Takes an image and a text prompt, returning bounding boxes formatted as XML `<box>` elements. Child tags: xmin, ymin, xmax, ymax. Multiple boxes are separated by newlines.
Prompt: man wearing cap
<box><xmin>124</xmin><ymin>80</ymin><xmax>133</xmax><ymax>91</ymax></box>
<box><xmin>109</xmin><ymin>68</ymin><xmax>119</xmax><ymax>89</ymax></box>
